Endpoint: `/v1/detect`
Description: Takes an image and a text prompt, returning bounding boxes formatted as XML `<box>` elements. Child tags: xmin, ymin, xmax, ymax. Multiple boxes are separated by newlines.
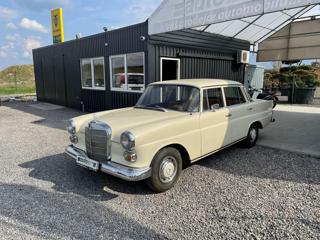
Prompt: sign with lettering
<box><xmin>51</xmin><ymin>8</ymin><xmax>65</xmax><ymax>44</ymax></box>
<box><xmin>149</xmin><ymin>0</ymin><xmax>320</xmax><ymax>35</ymax></box>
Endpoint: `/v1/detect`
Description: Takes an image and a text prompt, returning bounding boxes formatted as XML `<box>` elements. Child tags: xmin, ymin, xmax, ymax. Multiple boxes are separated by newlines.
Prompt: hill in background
<box><xmin>0</xmin><ymin>64</ymin><xmax>35</xmax><ymax>95</ymax></box>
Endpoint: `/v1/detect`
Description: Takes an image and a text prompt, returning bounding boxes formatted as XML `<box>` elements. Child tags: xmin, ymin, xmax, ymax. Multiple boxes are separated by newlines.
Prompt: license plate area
<box><xmin>76</xmin><ymin>156</ymin><xmax>99</xmax><ymax>172</ymax></box>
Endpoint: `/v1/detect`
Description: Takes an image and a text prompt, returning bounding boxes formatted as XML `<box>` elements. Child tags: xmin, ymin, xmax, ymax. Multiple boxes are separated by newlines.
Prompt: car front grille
<box><xmin>85</xmin><ymin>120</ymin><xmax>112</xmax><ymax>162</ymax></box>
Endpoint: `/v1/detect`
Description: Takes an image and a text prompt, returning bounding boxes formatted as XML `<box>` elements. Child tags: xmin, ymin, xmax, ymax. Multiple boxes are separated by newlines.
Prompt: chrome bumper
<box><xmin>65</xmin><ymin>145</ymin><xmax>151</xmax><ymax>182</ymax></box>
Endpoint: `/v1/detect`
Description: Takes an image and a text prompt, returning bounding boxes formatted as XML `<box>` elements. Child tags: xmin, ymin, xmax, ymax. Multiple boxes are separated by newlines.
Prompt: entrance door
<box><xmin>160</xmin><ymin>58</ymin><xmax>180</xmax><ymax>81</ymax></box>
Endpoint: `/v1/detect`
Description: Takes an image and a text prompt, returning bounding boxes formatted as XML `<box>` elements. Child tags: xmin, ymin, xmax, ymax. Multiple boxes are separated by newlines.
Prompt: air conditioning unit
<box><xmin>237</xmin><ymin>50</ymin><xmax>250</xmax><ymax>64</ymax></box>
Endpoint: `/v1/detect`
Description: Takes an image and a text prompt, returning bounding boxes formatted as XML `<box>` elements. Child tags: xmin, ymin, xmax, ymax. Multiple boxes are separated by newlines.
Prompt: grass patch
<box><xmin>0</xmin><ymin>64</ymin><xmax>35</xmax><ymax>96</ymax></box>
<box><xmin>0</xmin><ymin>86</ymin><xmax>36</xmax><ymax>95</ymax></box>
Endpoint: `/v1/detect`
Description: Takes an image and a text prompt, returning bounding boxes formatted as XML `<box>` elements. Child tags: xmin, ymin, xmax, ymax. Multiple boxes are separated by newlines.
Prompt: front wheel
<box><xmin>243</xmin><ymin>124</ymin><xmax>259</xmax><ymax>148</ymax></box>
<box><xmin>147</xmin><ymin>147</ymin><xmax>182</xmax><ymax>193</ymax></box>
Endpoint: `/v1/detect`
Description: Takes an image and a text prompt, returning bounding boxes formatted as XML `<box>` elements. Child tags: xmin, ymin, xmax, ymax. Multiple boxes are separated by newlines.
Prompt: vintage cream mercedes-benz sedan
<box><xmin>65</xmin><ymin>79</ymin><xmax>274</xmax><ymax>192</ymax></box>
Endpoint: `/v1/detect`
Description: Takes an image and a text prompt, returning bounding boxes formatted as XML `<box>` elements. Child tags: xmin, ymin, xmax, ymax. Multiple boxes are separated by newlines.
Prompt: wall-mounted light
<box><xmin>105</xmin><ymin>43</ymin><xmax>109</xmax><ymax>47</ymax></box>
<box><xmin>140</xmin><ymin>36</ymin><xmax>146</xmax><ymax>41</ymax></box>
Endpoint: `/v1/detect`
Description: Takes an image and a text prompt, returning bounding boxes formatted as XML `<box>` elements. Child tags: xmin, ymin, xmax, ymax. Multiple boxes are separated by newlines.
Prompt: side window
<box><xmin>224</xmin><ymin>87</ymin><xmax>246</xmax><ymax>106</ymax></box>
<box><xmin>203</xmin><ymin>88</ymin><xmax>224</xmax><ymax>111</ymax></box>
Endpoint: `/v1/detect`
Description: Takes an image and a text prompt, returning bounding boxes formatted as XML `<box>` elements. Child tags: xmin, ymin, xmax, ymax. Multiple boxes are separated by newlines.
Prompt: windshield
<box><xmin>136</xmin><ymin>85</ymin><xmax>200</xmax><ymax>112</ymax></box>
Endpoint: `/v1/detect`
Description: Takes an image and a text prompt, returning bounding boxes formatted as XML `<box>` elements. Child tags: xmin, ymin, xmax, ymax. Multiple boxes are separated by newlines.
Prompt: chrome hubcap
<box><xmin>159</xmin><ymin>156</ymin><xmax>177</xmax><ymax>183</ymax></box>
<box><xmin>249</xmin><ymin>128</ymin><xmax>257</xmax><ymax>142</ymax></box>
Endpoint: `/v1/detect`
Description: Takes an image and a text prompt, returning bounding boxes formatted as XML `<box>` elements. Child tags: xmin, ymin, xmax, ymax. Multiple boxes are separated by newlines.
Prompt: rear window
<box><xmin>224</xmin><ymin>87</ymin><xmax>246</xmax><ymax>106</ymax></box>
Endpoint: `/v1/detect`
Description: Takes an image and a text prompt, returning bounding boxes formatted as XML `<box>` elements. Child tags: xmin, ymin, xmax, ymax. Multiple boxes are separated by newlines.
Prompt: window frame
<box><xmin>223</xmin><ymin>86</ymin><xmax>248</xmax><ymax>107</ymax></box>
<box><xmin>109</xmin><ymin>52</ymin><xmax>145</xmax><ymax>93</ymax></box>
<box><xmin>80</xmin><ymin>57</ymin><xmax>106</xmax><ymax>91</ymax></box>
<box><xmin>201</xmin><ymin>87</ymin><xmax>226</xmax><ymax>112</ymax></box>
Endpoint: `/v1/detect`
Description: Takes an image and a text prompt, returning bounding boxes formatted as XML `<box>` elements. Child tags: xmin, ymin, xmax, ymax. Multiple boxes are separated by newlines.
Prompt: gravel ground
<box><xmin>0</xmin><ymin>102</ymin><xmax>319</xmax><ymax>240</ymax></box>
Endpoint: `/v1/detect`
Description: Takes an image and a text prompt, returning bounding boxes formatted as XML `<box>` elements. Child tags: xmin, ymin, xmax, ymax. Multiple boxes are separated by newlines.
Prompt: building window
<box><xmin>81</xmin><ymin>57</ymin><xmax>105</xmax><ymax>90</ymax></box>
<box><xmin>110</xmin><ymin>55</ymin><xmax>126</xmax><ymax>90</ymax></box>
<box><xmin>110</xmin><ymin>52</ymin><xmax>145</xmax><ymax>93</ymax></box>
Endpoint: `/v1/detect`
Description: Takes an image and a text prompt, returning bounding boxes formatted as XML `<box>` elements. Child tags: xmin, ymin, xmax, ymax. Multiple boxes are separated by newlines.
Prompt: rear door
<box><xmin>223</xmin><ymin>86</ymin><xmax>250</xmax><ymax>142</ymax></box>
<box><xmin>200</xmin><ymin>87</ymin><xmax>232</xmax><ymax>155</ymax></box>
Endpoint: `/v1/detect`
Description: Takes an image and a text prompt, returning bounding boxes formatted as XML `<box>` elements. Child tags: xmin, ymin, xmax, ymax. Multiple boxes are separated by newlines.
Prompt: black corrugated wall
<box><xmin>148</xmin><ymin>29</ymin><xmax>250</xmax><ymax>84</ymax></box>
<box><xmin>33</xmin><ymin>22</ymin><xmax>250</xmax><ymax>112</ymax></box>
<box><xmin>33</xmin><ymin>22</ymin><xmax>148</xmax><ymax>112</ymax></box>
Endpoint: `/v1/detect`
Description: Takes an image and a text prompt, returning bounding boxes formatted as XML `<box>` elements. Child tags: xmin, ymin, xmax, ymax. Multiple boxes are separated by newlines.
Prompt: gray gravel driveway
<box><xmin>0</xmin><ymin>102</ymin><xmax>319</xmax><ymax>239</ymax></box>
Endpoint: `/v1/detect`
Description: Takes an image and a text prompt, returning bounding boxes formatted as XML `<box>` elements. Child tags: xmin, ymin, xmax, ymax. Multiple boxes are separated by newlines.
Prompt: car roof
<box><xmin>149</xmin><ymin>79</ymin><xmax>242</xmax><ymax>88</ymax></box>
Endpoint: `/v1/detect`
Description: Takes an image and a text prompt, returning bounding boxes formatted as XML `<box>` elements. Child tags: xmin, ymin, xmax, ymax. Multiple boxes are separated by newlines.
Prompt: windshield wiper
<box><xmin>134</xmin><ymin>105</ymin><xmax>167</xmax><ymax>112</ymax></box>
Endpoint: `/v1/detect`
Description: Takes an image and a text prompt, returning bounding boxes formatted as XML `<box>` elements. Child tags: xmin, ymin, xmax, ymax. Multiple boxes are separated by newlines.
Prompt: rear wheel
<box><xmin>147</xmin><ymin>147</ymin><xmax>182</xmax><ymax>193</ymax></box>
<box><xmin>243</xmin><ymin>124</ymin><xmax>259</xmax><ymax>148</ymax></box>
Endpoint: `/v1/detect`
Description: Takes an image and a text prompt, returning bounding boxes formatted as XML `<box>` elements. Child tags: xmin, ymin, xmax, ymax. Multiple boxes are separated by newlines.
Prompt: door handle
<box><xmin>248</xmin><ymin>107</ymin><xmax>253</xmax><ymax>111</ymax></box>
<box><xmin>226</xmin><ymin>113</ymin><xmax>232</xmax><ymax>118</ymax></box>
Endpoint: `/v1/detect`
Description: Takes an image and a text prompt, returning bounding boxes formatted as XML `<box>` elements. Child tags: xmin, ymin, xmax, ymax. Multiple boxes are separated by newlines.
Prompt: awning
<box><xmin>257</xmin><ymin>18</ymin><xmax>320</xmax><ymax>61</ymax></box>
<box><xmin>149</xmin><ymin>0</ymin><xmax>320</xmax><ymax>45</ymax></box>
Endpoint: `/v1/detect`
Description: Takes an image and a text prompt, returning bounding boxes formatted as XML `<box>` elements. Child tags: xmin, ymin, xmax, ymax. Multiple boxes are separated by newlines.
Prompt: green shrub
<box><xmin>298</xmin><ymin>65</ymin><xmax>313</xmax><ymax>71</ymax></box>
<box><xmin>265</xmin><ymin>64</ymin><xmax>320</xmax><ymax>88</ymax></box>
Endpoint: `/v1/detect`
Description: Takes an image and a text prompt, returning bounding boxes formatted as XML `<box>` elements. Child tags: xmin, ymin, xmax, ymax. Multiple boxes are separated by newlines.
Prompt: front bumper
<box><xmin>65</xmin><ymin>145</ymin><xmax>151</xmax><ymax>182</ymax></box>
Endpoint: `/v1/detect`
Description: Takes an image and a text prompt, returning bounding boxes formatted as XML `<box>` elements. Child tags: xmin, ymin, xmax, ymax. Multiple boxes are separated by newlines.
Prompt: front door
<box><xmin>160</xmin><ymin>58</ymin><xmax>180</xmax><ymax>81</ymax></box>
<box><xmin>200</xmin><ymin>87</ymin><xmax>232</xmax><ymax>155</ymax></box>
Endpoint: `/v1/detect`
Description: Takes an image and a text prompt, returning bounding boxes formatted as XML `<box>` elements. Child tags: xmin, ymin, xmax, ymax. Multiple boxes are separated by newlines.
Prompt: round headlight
<box><xmin>120</xmin><ymin>131</ymin><xmax>135</xmax><ymax>150</ymax></box>
<box><xmin>66</xmin><ymin>119</ymin><xmax>76</xmax><ymax>135</ymax></box>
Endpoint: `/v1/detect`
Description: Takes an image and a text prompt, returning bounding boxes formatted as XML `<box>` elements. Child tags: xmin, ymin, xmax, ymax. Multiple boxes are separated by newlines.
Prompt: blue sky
<box><xmin>0</xmin><ymin>1</ymin><xmax>319</xmax><ymax>70</ymax></box>
<box><xmin>0</xmin><ymin>0</ymin><xmax>161</xmax><ymax>69</ymax></box>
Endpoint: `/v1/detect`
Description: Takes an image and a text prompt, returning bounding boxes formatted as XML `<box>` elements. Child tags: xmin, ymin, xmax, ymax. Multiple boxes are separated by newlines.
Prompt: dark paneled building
<box><xmin>33</xmin><ymin>21</ymin><xmax>250</xmax><ymax>112</ymax></box>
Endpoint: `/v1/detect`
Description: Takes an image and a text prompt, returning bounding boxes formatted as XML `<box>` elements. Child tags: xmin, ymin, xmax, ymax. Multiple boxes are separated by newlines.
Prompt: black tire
<box><xmin>243</xmin><ymin>124</ymin><xmax>259</xmax><ymax>148</ymax></box>
<box><xmin>147</xmin><ymin>147</ymin><xmax>182</xmax><ymax>193</ymax></box>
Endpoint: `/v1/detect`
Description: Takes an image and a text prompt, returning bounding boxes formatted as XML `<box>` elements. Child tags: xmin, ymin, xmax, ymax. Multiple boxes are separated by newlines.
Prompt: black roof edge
<box><xmin>33</xmin><ymin>20</ymin><xmax>148</xmax><ymax>52</ymax></box>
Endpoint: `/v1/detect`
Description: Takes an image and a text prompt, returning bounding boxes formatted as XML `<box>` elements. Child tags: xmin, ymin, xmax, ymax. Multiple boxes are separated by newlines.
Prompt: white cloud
<box><xmin>22</xmin><ymin>51</ymin><xmax>30</xmax><ymax>58</ymax></box>
<box><xmin>0</xmin><ymin>6</ymin><xmax>17</xmax><ymax>20</ymax></box>
<box><xmin>126</xmin><ymin>0</ymin><xmax>161</xmax><ymax>20</ymax></box>
<box><xmin>6</xmin><ymin>22</ymin><xmax>18</xmax><ymax>30</ymax></box>
<box><xmin>13</xmin><ymin>0</ymin><xmax>71</xmax><ymax>11</ymax></box>
<box><xmin>23</xmin><ymin>38</ymin><xmax>42</xmax><ymax>58</ymax></box>
<box><xmin>5</xmin><ymin>34</ymin><xmax>20</xmax><ymax>41</ymax></box>
<box><xmin>20</xmin><ymin>18</ymin><xmax>48</xmax><ymax>33</ymax></box>
<box><xmin>83</xmin><ymin>7</ymin><xmax>97</xmax><ymax>12</ymax></box>
<box><xmin>0</xmin><ymin>43</ymin><xmax>14</xmax><ymax>51</ymax></box>
<box><xmin>0</xmin><ymin>43</ymin><xmax>15</xmax><ymax>58</ymax></box>
<box><xmin>0</xmin><ymin>51</ymin><xmax>7</xmax><ymax>58</ymax></box>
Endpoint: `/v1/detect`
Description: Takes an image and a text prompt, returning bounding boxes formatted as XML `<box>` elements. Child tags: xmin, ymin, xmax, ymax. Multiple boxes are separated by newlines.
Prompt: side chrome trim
<box><xmin>190</xmin><ymin>137</ymin><xmax>247</xmax><ymax>164</ymax></box>
<box><xmin>65</xmin><ymin>145</ymin><xmax>151</xmax><ymax>182</ymax></box>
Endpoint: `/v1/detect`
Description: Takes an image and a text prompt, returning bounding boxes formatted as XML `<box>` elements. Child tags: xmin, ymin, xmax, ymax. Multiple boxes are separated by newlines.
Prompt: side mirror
<box><xmin>210</xmin><ymin>104</ymin><xmax>220</xmax><ymax>112</ymax></box>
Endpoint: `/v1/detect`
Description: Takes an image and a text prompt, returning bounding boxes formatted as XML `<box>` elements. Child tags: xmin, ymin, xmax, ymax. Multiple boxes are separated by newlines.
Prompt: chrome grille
<box><xmin>85</xmin><ymin>121</ymin><xmax>112</xmax><ymax>162</ymax></box>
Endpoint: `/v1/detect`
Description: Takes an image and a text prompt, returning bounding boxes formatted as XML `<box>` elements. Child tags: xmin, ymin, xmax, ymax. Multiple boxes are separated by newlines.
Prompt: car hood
<box><xmin>77</xmin><ymin>107</ymin><xmax>186</xmax><ymax>142</ymax></box>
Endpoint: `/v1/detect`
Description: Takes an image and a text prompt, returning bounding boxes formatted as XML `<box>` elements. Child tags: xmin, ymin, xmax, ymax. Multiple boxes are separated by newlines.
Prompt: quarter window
<box><xmin>203</xmin><ymin>88</ymin><xmax>224</xmax><ymax>111</ymax></box>
<box><xmin>224</xmin><ymin>87</ymin><xmax>246</xmax><ymax>106</ymax></box>
<box><xmin>110</xmin><ymin>52</ymin><xmax>145</xmax><ymax>93</ymax></box>
<box><xmin>80</xmin><ymin>57</ymin><xmax>105</xmax><ymax>90</ymax></box>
